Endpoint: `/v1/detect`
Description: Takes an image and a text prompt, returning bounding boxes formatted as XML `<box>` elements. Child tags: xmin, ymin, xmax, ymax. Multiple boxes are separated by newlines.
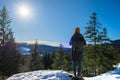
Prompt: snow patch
<box><xmin>84</xmin><ymin>68</ymin><xmax>120</xmax><ymax>80</ymax></box>
<box><xmin>116</xmin><ymin>63</ymin><xmax>120</xmax><ymax>69</ymax></box>
<box><xmin>18</xmin><ymin>46</ymin><xmax>31</xmax><ymax>55</ymax></box>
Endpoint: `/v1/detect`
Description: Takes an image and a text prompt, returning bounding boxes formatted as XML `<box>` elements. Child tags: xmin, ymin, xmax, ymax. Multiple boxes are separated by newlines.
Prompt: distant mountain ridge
<box><xmin>17</xmin><ymin>40</ymin><xmax>71</xmax><ymax>55</ymax></box>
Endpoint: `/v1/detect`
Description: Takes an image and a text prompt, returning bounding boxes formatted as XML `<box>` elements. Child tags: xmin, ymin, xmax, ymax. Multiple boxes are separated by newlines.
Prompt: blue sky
<box><xmin>0</xmin><ymin>0</ymin><xmax>120</xmax><ymax>44</ymax></box>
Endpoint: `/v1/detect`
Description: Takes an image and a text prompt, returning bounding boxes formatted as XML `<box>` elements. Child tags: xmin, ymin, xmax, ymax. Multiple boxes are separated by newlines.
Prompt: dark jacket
<box><xmin>69</xmin><ymin>33</ymin><xmax>86</xmax><ymax>62</ymax></box>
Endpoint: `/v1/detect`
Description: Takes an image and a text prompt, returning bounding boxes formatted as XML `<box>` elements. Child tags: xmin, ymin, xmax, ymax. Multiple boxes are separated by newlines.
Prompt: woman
<box><xmin>69</xmin><ymin>27</ymin><xmax>86</xmax><ymax>77</ymax></box>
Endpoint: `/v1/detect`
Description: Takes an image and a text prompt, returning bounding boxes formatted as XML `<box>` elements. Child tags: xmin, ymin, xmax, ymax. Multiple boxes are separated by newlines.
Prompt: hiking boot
<box><xmin>74</xmin><ymin>70</ymin><xmax>76</xmax><ymax>77</ymax></box>
<box><xmin>77</xmin><ymin>71</ymin><xmax>82</xmax><ymax>78</ymax></box>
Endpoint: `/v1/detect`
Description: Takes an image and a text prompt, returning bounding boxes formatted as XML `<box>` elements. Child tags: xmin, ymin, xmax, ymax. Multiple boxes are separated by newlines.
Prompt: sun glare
<box><xmin>18</xmin><ymin>5</ymin><xmax>30</xmax><ymax>17</ymax></box>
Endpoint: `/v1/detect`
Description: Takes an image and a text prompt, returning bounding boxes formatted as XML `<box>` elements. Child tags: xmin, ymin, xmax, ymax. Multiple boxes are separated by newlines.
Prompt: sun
<box><xmin>18</xmin><ymin>5</ymin><xmax>30</xmax><ymax>17</ymax></box>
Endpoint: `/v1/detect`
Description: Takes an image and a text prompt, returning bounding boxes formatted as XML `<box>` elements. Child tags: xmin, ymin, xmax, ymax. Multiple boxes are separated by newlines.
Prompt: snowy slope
<box><xmin>7</xmin><ymin>70</ymin><xmax>70</xmax><ymax>80</ymax></box>
<box><xmin>7</xmin><ymin>68</ymin><xmax>120</xmax><ymax>80</ymax></box>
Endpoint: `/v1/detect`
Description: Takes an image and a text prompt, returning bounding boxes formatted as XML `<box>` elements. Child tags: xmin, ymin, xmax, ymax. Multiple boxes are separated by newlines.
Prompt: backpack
<box><xmin>72</xmin><ymin>34</ymin><xmax>85</xmax><ymax>52</ymax></box>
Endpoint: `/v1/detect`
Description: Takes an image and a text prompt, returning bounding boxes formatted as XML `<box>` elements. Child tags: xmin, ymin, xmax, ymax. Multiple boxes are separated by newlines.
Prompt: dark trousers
<box><xmin>72</xmin><ymin>51</ymin><xmax>83</xmax><ymax>76</ymax></box>
<box><xmin>72</xmin><ymin>60</ymin><xmax>82</xmax><ymax>76</ymax></box>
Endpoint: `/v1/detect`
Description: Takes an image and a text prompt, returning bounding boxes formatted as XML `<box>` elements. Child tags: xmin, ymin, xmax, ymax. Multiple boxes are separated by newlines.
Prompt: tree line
<box><xmin>0</xmin><ymin>6</ymin><xmax>119</xmax><ymax>80</ymax></box>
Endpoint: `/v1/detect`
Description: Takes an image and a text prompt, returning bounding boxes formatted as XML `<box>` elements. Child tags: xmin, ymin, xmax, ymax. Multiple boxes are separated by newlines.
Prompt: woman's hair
<box><xmin>75</xmin><ymin>27</ymin><xmax>80</xmax><ymax>34</ymax></box>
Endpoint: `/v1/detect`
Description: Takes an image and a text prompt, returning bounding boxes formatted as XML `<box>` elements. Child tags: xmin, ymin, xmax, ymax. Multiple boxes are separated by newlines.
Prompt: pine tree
<box><xmin>0</xmin><ymin>6</ymin><xmax>21</xmax><ymax>79</ymax></box>
<box><xmin>98</xmin><ymin>44</ymin><xmax>119</xmax><ymax>73</ymax></box>
<box><xmin>101</xmin><ymin>27</ymin><xmax>110</xmax><ymax>44</ymax></box>
<box><xmin>82</xmin><ymin>45</ymin><xmax>95</xmax><ymax>76</ymax></box>
<box><xmin>0</xmin><ymin>6</ymin><xmax>13</xmax><ymax>46</ymax></box>
<box><xmin>1</xmin><ymin>39</ymin><xmax>21</xmax><ymax>76</ymax></box>
<box><xmin>77</xmin><ymin>12</ymin><xmax>119</xmax><ymax>77</ymax></box>
<box><xmin>43</xmin><ymin>53</ymin><xmax>52</xmax><ymax>69</ymax></box>
<box><xmin>30</xmin><ymin>40</ymin><xmax>44</xmax><ymax>71</ymax></box>
<box><xmin>51</xmin><ymin>48</ymin><xmax>71</xmax><ymax>71</ymax></box>
<box><xmin>84</xmin><ymin>12</ymin><xmax>104</xmax><ymax>75</ymax></box>
<box><xmin>85</xmin><ymin>13</ymin><xmax>103</xmax><ymax>44</ymax></box>
<box><xmin>83</xmin><ymin>44</ymin><xmax>119</xmax><ymax>76</ymax></box>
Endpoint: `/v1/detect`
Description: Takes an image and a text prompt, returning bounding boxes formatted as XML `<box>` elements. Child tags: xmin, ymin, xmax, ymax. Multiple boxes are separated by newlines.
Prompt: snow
<box><xmin>19</xmin><ymin>46</ymin><xmax>31</xmax><ymax>55</ymax></box>
<box><xmin>84</xmin><ymin>68</ymin><xmax>120</xmax><ymax>80</ymax></box>
<box><xmin>7</xmin><ymin>70</ymin><xmax>70</xmax><ymax>80</ymax></box>
<box><xmin>7</xmin><ymin>68</ymin><xmax>120</xmax><ymax>80</ymax></box>
<box><xmin>116</xmin><ymin>63</ymin><xmax>120</xmax><ymax>69</ymax></box>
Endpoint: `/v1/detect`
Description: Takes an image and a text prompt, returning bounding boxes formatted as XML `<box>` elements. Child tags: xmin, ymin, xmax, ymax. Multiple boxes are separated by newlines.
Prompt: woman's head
<box><xmin>75</xmin><ymin>27</ymin><xmax>80</xmax><ymax>34</ymax></box>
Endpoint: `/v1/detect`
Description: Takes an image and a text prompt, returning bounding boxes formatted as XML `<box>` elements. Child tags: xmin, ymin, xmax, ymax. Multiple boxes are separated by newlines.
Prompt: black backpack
<box><xmin>72</xmin><ymin>34</ymin><xmax>85</xmax><ymax>52</ymax></box>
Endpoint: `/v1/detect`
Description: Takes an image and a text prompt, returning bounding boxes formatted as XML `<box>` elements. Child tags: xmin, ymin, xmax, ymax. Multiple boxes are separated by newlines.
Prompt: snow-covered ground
<box><xmin>7</xmin><ymin>65</ymin><xmax>120</xmax><ymax>80</ymax></box>
<box><xmin>7</xmin><ymin>70</ymin><xmax>71</xmax><ymax>80</ymax></box>
<box><xmin>84</xmin><ymin>68</ymin><xmax>120</xmax><ymax>80</ymax></box>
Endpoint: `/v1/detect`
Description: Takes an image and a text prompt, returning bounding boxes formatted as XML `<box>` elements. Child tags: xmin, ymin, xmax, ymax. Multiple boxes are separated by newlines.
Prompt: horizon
<box><xmin>0</xmin><ymin>0</ymin><xmax>120</xmax><ymax>44</ymax></box>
